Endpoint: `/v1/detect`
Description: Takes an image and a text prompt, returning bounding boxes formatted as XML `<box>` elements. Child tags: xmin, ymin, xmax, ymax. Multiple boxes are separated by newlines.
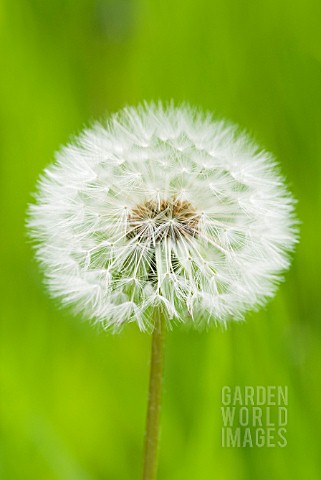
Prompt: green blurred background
<box><xmin>1</xmin><ymin>0</ymin><xmax>320</xmax><ymax>478</ymax></box>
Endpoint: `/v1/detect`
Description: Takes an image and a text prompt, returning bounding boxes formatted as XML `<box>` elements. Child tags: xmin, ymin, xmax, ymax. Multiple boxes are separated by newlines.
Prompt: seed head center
<box><xmin>127</xmin><ymin>197</ymin><xmax>200</xmax><ymax>243</ymax></box>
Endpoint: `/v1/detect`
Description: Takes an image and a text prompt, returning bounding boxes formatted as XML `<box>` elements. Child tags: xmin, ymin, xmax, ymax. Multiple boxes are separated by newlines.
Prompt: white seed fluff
<box><xmin>28</xmin><ymin>103</ymin><xmax>297</xmax><ymax>331</ymax></box>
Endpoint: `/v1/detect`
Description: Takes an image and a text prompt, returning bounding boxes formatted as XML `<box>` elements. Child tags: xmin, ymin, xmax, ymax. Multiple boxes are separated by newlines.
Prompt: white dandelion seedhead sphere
<box><xmin>28</xmin><ymin>103</ymin><xmax>297</xmax><ymax>331</ymax></box>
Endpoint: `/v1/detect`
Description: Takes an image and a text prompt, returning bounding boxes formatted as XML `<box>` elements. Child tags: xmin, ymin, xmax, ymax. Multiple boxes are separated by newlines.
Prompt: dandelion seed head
<box><xmin>27</xmin><ymin>103</ymin><xmax>297</xmax><ymax>331</ymax></box>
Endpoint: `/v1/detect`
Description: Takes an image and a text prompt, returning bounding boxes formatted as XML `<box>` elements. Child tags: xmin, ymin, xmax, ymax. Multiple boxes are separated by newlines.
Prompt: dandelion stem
<box><xmin>142</xmin><ymin>310</ymin><xmax>166</xmax><ymax>480</ymax></box>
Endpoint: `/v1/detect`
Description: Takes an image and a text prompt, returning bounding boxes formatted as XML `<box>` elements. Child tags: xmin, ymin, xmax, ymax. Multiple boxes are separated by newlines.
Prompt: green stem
<box><xmin>142</xmin><ymin>310</ymin><xmax>166</xmax><ymax>480</ymax></box>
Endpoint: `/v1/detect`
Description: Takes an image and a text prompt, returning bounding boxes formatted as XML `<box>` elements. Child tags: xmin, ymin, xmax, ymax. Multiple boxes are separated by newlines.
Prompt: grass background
<box><xmin>1</xmin><ymin>0</ymin><xmax>321</xmax><ymax>478</ymax></box>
